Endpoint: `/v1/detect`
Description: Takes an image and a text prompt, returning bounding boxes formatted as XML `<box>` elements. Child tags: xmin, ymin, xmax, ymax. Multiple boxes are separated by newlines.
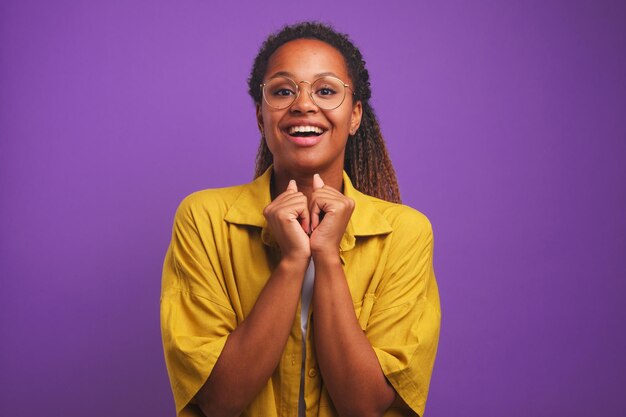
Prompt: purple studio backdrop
<box><xmin>1</xmin><ymin>1</ymin><xmax>625</xmax><ymax>416</ymax></box>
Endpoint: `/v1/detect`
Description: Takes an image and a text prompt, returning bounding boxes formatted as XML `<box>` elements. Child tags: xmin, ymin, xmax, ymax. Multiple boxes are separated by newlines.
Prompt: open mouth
<box><xmin>288</xmin><ymin>125</ymin><xmax>325</xmax><ymax>137</ymax></box>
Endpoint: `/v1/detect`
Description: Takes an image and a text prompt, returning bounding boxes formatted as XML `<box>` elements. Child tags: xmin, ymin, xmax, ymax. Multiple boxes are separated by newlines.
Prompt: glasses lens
<box><xmin>263</xmin><ymin>77</ymin><xmax>298</xmax><ymax>109</ymax></box>
<box><xmin>311</xmin><ymin>77</ymin><xmax>346</xmax><ymax>109</ymax></box>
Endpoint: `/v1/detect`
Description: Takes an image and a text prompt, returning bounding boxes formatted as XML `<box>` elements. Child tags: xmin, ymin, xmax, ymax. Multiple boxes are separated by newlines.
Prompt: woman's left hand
<box><xmin>309</xmin><ymin>174</ymin><xmax>355</xmax><ymax>259</ymax></box>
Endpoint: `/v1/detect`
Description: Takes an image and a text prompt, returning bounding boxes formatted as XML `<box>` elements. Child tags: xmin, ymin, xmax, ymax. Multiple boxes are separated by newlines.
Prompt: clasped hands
<box><xmin>263</xmin><ymin>174</ymin><xmax>355</xmax><ymax>262</ymax></box>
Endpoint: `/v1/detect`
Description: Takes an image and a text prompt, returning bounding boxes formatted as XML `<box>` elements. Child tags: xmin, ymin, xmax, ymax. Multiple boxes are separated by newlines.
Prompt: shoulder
<box><xmin>363</xmin><ymin>194</ymin><xmax>433</xmax><ymax>239</ymax></box>
<box><xmin>360</xmin><ymin>196</ymin><xmax>436</xmax><ymax>272</ymax></box>
<box><xmin>178</xmin><ymin>184</ymin><xmax>247</xmax><ymax>213</ymax></box>
<box><xmin>173</xmin><ymin>182</ymin><xmax>250</xmax><ymax>225</ymax></box>
<box><xmin>171</xmin><ymin>169</ymin><xmax>271</xmax><ymax>232</ymax></box>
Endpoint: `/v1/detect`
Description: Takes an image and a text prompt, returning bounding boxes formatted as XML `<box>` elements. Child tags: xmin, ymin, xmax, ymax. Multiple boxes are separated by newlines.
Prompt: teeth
<box><xmin>289</xmin><ymin>125</ymin><xmax>324</xmax><ymax>134</ymax></box>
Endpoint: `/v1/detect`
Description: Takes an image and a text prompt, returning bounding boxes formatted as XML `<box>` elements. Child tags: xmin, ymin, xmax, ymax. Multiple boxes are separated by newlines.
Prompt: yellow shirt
<box><xmin>161</xmin><ymin>167</ymin><xmax>440</xmax><ymax>417</ymax></box>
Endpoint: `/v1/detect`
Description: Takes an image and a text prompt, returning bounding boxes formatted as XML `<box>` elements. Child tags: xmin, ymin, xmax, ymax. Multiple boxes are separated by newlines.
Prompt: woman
<box><xmin>161</xmin><ymin>22</ymin><xmax>440</xmax><ymax>417</ymax></box>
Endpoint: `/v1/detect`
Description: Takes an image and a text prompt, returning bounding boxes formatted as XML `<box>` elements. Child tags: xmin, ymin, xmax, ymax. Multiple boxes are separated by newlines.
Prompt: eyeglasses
<box><xmin>260</xmin><ymin>75</ymin><xmax>354</xmax><ymax>110</ymax></box>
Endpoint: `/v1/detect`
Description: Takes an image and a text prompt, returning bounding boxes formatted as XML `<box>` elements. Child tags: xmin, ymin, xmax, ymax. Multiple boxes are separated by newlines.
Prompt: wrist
<box><xmin>278</xmin><ymin>254</ymin><xmax>311</xmax><ymax>271</ymax></box>
<box><xmin>311</xmin><ymin>249</ymin><xmax>342</xmax><ymax>266</ymax></box>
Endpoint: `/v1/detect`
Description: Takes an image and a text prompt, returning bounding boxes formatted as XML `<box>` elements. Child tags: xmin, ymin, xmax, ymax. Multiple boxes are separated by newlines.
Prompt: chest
<box><xmin>220</xmin><ymin>225</ymin><xmax>389</xmax><ymax>322</ymax></box>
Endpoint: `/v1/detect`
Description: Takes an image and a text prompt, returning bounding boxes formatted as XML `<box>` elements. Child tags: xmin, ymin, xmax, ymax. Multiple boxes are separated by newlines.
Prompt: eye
<box><xmin>273</xmin><ymin>87</ymin><xmax>296</xmax><ymax>97</ymax></box>
<box><xmin>315</xmin><ymin>86</ymin><xmax>337</xmax><ymax>96</ymax></box>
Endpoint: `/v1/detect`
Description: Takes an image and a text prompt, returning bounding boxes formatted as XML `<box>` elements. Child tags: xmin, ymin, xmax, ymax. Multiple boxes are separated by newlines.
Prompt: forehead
<box><xmin>265</xmin><ymin>39</ymin><xmax>350</xmax><ymax>81</ymax></box>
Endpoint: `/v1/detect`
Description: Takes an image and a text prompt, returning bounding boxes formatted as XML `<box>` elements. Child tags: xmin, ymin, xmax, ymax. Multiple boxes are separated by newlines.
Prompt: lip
<box><xmin>281</xmin><ymin>120</ymin><xmax>328</xmax><ymax>147</ymax></box>
<box><xmin>283</xmin><ymin>129</ymin><xmax>326</xmax><ymax>147</ymax></box>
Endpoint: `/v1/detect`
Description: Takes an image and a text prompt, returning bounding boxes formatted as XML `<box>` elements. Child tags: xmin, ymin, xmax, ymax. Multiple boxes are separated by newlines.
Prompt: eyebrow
<box><xmin>268</xmin><ymin>71</ymin><xmax>341</xmax><ymax>79</ymax></box>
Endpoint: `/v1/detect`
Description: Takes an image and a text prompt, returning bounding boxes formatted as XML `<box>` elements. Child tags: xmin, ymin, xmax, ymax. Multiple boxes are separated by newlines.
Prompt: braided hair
<box><xmin>248</xmin><ymin>22</ymin><xmax>401</xmax><ymax>203</ymax></box>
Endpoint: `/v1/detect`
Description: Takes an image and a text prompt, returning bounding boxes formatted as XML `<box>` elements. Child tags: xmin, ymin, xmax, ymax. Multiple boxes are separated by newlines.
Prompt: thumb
<box><xmin>313</xmin><ymin>174</ymin><xmax>325</xmax><ymax>190</ymax></box>
<box><xmin>287</xmin><ymin>179</ymin><xmax>298</xmax><ymax>192</ymax></box>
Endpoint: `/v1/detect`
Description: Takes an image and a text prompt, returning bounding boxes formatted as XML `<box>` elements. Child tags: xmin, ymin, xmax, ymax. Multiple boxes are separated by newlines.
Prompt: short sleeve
<box><xmin>366</xmin><ymin>210</ymin><xmax>441</xmax><ymax>416</ymax></box>
<box><xmin>160</xmin><ymin>196</ymin><xmax>237</xmax><ymax>416</ymax></box>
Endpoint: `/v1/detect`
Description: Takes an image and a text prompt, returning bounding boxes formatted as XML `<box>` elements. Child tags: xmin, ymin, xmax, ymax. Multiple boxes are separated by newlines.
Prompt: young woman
<box><xmin>161</xmin><ymin>22</ymin><xmax>440</xmax><ymax>417</ymax></box>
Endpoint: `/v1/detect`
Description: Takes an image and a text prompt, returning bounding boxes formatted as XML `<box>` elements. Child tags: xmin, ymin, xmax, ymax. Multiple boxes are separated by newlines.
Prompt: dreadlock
<box><xmin>248</xmin><ymin>22</ymin><xmax>401</xmax><ymax>203</ymax></box>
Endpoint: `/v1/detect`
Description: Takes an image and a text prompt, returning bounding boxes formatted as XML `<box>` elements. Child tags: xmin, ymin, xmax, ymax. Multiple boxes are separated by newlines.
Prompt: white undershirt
<box><xmin>298</xmin><ymin>260</ymin><xmax>315</xmax><ymax>417</ymax></box>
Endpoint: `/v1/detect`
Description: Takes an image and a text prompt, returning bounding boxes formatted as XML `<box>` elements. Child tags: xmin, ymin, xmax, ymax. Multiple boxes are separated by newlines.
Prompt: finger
<box><xmin>281</xmin><ymin>201</ymin><xmax>310</xmax><ymax>235</ymax></box>
<box><xmin>272</xmin><ymin>188</ymin><xmax>303</xmax><ymax>204</ymax></box>
<box><xmin>272</xmin><ymin>197</ymin><xmax>308</xmax><ymax>219</ymax></box>
<box><xmin>287</xmin><ymin>179</ymin><xmax>298</xmax><ymax>192</ymax></box>
<box><xmin>277</xmin><ymin>192</ymin><xmax>307</xmax><ymax>204</ymax></box>
<box><xmin>313</xmin><ymin>173</ymin><xmax>324</xmax><ymax>190</ymax></box>
<box><xmin>264</xmin><ymin>192</ymin><xmax>305</xmax><ymax>219</ymax></box>
<box><xmin>311</xmin><ymin>187</ymin><xmax>342</xmax><ymax>200</ymax></box>
<box><xmin>310</xmin><ymin>196</ymin><xmax>323</xmax><ymax>231</ymax></box>
<box><xmin>299</xmin><ymin>205</ymin><xmax>311</xmax><ymax>235</ymax></box>
<box><xmin>280</xmin><ymin>192</ymin><xmax>310</xmax><ymax>233</ymax></box>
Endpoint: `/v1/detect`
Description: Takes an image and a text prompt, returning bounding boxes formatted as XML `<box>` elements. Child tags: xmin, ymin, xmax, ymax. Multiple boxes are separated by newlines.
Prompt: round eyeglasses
<box><xmin>260</xmin><ymin>75</ymin><xmax>354</xmax><ymax>110</ymax></box>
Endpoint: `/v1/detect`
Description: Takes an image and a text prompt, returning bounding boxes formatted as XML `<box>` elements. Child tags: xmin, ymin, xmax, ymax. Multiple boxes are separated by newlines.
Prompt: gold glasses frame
<box><xmin>260</xmin><ymin>75</ymin><xmax>354</xmax><ymax>110</ymax></box>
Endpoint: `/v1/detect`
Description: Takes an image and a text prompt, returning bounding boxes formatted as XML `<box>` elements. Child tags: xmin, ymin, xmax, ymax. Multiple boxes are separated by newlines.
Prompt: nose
<box><xmin>290</xmin><ymin>81</ymin><xmax>318</xmax><ymax>113</ymax></box>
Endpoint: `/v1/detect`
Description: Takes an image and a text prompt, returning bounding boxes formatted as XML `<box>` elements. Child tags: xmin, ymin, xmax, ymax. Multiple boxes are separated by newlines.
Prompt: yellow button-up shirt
<box><xmin>161</xmin><ymin>168</ymin><xmax>440</xmax><ymax>417</ymax></box>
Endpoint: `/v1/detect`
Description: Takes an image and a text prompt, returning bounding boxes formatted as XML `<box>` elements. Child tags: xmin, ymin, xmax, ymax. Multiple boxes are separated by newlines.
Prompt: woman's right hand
<box><xmin>263</xmin><ymin>180</ymin><xmax>311</xmax><ymax>262</ymax></box>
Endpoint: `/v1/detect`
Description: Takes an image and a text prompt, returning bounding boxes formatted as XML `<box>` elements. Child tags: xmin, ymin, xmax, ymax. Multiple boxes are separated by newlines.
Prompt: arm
<box><xmin>195</xmin><ymin>257</ymin><xmax>308</xmax><ymax>417</ymax></box>
<box><xmin>308</xmin><ymin>175</ymin><xmax>396</xmax><ymax>417</ymax></box>
<box><xmin>195</xmin><ymin>179</ymin><xmax>311</xmax><ymax>417</ymax></box>
<box><xmin>354</xmin><ymin>208</ymin><xmax>439</xmax><ymax>416</ymax></box>
<box><xmin>312</xmin><ymin>255</ymin><xmax>396</xmax><ymax>417</ymax></box>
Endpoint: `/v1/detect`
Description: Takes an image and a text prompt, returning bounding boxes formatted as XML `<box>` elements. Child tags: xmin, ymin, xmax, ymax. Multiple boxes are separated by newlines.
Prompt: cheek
<box><xmin>260</xmin><ymin>111</ymin><xmax>280</xmax><ymax>154</ymax></box>
<box><xmin>261</xmin><ymin>108</ymin><xmax>283</xmax><ymax>132</ymax></box>
<box><xmin>331</xmin><ymin>109</ymin><xmax>355</xmax><ymax>131</ymax></box>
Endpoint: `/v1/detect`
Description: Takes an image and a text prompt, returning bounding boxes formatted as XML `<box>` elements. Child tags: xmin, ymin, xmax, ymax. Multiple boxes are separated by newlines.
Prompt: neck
<box><xmin>271</xmin><ymin>165</ymin><xmax>344</xmax><ymax>200</ymax></box>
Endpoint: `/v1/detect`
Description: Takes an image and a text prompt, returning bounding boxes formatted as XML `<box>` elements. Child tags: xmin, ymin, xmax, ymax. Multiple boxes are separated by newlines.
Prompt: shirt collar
<box><xmin>224</xmin><ymin>166</ymin><xmax>393</xmax><ymax>251</ymax></box>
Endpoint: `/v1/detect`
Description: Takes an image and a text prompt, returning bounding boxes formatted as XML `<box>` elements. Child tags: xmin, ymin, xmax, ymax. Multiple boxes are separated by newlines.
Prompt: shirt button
<box><xmin>308</xmin><ymin>369</ymin><xmax>317</xmax><ymax>378</ymax></box>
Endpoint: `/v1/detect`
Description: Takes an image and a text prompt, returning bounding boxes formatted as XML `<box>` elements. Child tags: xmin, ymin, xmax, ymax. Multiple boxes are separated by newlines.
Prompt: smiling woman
<box><xmin>160</xmin><ymin>22</ymin><xmax>441</xmax><ymax>417</ymax></box>
<box><xmin>257</xmin><ymin>38</ymin><xmax>361</xmax><ymax>187</ymax></box>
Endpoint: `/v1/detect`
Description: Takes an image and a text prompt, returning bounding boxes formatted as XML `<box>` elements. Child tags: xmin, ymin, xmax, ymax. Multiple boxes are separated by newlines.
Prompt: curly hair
<box><xmin>248</xmin><ymin>22</ymin><xmax>401</xmax><ymax>203</ymax></box>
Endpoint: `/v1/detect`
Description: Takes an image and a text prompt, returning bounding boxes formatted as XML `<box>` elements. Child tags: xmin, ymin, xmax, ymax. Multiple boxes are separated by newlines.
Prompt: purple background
<box><xmin>1</xmin><ymin>1</ymin><xmax>625</xmax><ymax>416</ymax></box>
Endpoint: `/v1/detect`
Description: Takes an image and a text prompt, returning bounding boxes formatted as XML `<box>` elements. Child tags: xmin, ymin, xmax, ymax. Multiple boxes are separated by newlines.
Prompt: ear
<box><xmin>349</xmin><ymin>100</ymin><xmax>363</xmax><ymax>135</ymax></box>
<box><xmin>256</xmin><ymin>103</ymin><xmax>264</xmax><ymax>135</ymax></box>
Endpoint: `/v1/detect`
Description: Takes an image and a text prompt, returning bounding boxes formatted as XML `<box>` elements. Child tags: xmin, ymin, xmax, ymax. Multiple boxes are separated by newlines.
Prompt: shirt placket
<box><xmin>282</xmin><ymin>302</ymin><xmax>304</xmax><ymax>417</ymax></box>
<box><xmin>303</xmin><ymin>310</ymin><xmax>320</xmax><ymax>416</ymax></box>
